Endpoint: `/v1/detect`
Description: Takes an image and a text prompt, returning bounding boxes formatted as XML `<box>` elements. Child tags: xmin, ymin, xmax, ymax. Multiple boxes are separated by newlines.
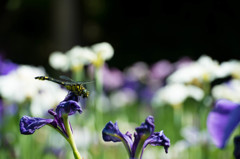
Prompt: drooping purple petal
<box><xmin>20</xmin><ymin>116</ymin><xmax>54</xmax><ymax>135</ymax></box>
<box><xmin>143</xmin><ymin>131</ymin><xmax>170</xmax><ymax>154</ymax></box>
<box><xmin>102</xmin><ymin>121</ymin><xmax>133</xmax><ymax>155</ymax></box>
<box><xmin>207</xmin><ymin>99</ymin><xmax>240</xmax><ymax>148</ymax></box>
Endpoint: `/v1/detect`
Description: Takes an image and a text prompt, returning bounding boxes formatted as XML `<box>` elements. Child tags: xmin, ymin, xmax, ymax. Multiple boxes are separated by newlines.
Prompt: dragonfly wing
<box><xmin>59</xmin><ymin>75</ymin><xmax>74</xmax><ymax>82</ymax></box>
<box><xmin>76</xmin><ymin>81</ymin><xmax>94</xmax><ymax>85</ymax></box>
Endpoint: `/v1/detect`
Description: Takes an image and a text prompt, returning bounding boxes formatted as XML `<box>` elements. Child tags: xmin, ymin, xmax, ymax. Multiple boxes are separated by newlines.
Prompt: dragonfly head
<box><xmin>82</xmin><ymin>89</ymin><xmax>90</xmax><ymax>98</ymax></box>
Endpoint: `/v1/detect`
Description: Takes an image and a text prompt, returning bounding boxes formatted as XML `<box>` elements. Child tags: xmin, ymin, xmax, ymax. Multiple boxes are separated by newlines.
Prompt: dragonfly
<box><xmin>35</xmin><ymin>75</ymin><xmax>91</xmax><ymax>98</ymax></box>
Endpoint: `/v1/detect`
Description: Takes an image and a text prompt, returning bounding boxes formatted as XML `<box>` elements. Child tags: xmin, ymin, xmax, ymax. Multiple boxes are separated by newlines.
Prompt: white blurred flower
<box><xmin>212</xmin><ymin>79</ymin><xmax>240</xmax><ymax>102</ymax></box>
<box><xmin>168</xmin><ymin>55</ymin><xmax>220</xmax><ymax>84</ymax></box>
<box><xmin>49</xmin><ymin>42</ymin><xmax>114</xmax><ymax>71</ymax></box>
<box><xmin>124</xmin><ymin>62</ymin><xmax>149</xmax><ymax>81</ymax></box>
<box><xmin>217</xmin><ymin>60</ymin><xmax>240</xmax><ymax>79</ymax></box>
<box><xmin>91</xmin><ymin>42</ymin><xmax>114</xmax><ymax>68</ymax></box>
<box><xmin>30</xmin><ymin>82</ymin><xmax>67</xmax><ymax>116</ymax></box>
<box><xmin>152</xmin><ymin>83</ymin><xmax>204</xmax><ymax>107</ymax></box>
<box><xmin>0</xmin><ymin>65</ymin><xmax>46</xmax><ymax>103</ymax></box>
<box><xmin>67</xmin><ymin>46</ymin><xmax>95</xmax><ymax>70</ymax></box>
<box><xmin>49</xmin><ymin>51</ymin><xmax>70</xmax><ymax>72</ymax></box>
<box><xmin>94</xmin><ymin>93</ymin><xmax>111</xmax><ymax>112</ymax></box>
<box><xmin>0</xmin><ymin>65</ymin><xmax>68</xmax><ymax>115</ymax></box>
<box><xmin>181</xmin><ymin>126</ymin><xmax>208</xmax><ymax>146</ymax></box>
<box><xmin>109</xmin><ymin>88</ymin><xmax>137</xmax><ymax>108</ymax></box>
<box><xmin>92</xmin><ymin>42</ymin><xmax>114</xmax><ymax>60</ymax></box>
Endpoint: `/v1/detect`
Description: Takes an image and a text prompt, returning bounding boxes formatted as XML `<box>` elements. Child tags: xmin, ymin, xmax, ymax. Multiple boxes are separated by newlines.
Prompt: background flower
<box><xmin>207</xmin><ymin>99</ymin><xmax>240</xmax><ymax>148</ymax></box>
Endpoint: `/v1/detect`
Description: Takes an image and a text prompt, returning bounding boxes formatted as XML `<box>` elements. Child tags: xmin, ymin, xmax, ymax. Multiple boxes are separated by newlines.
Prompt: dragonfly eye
<box><xmin>82</xmin><ymin>89</ymin><xmax>89</xmax><ymax>98</ymax></box>
<box><xmin>83</xmin><ymin>89</ymin><xmax>87</xmax><ymax>93</ymax></box>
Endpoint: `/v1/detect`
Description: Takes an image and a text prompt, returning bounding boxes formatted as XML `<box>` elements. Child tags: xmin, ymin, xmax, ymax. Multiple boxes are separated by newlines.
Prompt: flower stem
<box><xmin>63</xmin><ymin>115</ymin><xmax>82</xmax><ymax>159</ymax></box>
<box><xmin>95</xmin><ymin>67</ymin><xmax>103</xmax><ymax>94</ymax></box>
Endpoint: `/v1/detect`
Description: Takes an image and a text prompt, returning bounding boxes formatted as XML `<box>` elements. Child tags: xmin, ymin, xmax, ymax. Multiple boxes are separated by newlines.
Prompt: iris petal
<box><xmin>63</xmin><ymin>91</ymin><xmax>79</xmax><ymax>102</ymax></box>
<box><xmin>102</xmin><ymin>121</ymin><xmax>133</xmax><ymax>155</ymax></box>
<box><xmin>20</xmin><ymin>116</ymin><xmax>54</xmax><ymax>135</ymax></box>
<box><xmin>102</xmin><ymin>116</ymin><xmax>170</xmax><ymax>158</ymax></box>
<box><xmin>102</xmin><ymin>121</ymin><xmax>122</xmax><ymax>142</ymax></box>
<box><xmin>135</xmin><ymin>116</ymin><xmax>155</xmax><ymax>136</ymax></box>
<box><xmin>207</xmin><ymin>99</ymin><xmax>240</xmax><ymax>148</ymax></box>
<box><xmin>56</xmin><ymin>100</ymin><xmax>82</xmax><ymax>118</ymax></box>
<box><xmin>143</xmin><ymin>131</ymin><xmax>170</xmax><ymax>154</ymax></box>
<box><xmin>132</xmin><ymin>116</ymin><xmax>155</xmax><ymax>158</ymax></box>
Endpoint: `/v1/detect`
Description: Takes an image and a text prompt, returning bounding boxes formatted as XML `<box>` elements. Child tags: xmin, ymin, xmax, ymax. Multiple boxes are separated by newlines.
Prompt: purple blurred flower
<box><xmin>123</xmin><ymin>77</ymin><xmax>141</xmax><ymax>91</ymax></box>
<box><xmin>125</xmin><ymin>62</ymin><xmax>149</xmax><ymax>82</ymax></box>
<box><xmin>138</xmin><ymin>87</ymin><xmax>155</xmax><ymax>105</ymax></box>
<box><xmin>20</xmin><ymin>92</ymin><xmax>82</xmax><ymax>137</ymax></box>
<box><xmin>207</xmin><ymin>99</ymin><xmax>240</xmax><ymax>148</ymax></box>
<box><xmin>0</xmin><ymin>100</ymin><xmax>18</xmax><ymax>124</ymax></box>
<box><xmin>102</xmin><ymin>64</ymin><xmax>124</xmax><ymax>91</ymax></box>
<box><xmin>102</xmin><ymin>116</ymin><xmax>170</xmax><ymax>159</ymax></box>
<box><xmin>0</xmin><ymin>55</ymin><xmax>17</xmax><ymax>75</ymax></box>
<box><xmin>174</xmin><ymin>57</ymin><xmax>193</xmax><ymax>69</ymax></box>
<box><xmin>150</xmin><ymin>60</ymin><xmax>174</xmax><ymax>81</ymax></box>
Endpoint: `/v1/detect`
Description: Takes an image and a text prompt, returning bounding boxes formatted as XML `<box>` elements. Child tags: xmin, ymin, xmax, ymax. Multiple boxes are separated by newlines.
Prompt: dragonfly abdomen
<box><xmin>35</xmin><ymin>76</ymin><xmax>66</xmax><ymax>86</ymax></box>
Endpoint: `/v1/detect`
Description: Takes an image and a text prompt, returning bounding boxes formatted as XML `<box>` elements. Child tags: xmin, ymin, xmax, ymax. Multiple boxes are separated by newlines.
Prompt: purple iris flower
<box><xmin>207</xmin><ymin>99</ymin><xmax>240</xmax><ymax>149</ymax></box>
<box><xmin>102</xmin><ymin>116</ymin><xmax>170</xmax><ymax>159</ymax></box>
<box><xmin>20</xmin><ymin>91</ymin><xmax>82</xmax><ymax>137</ymax></box>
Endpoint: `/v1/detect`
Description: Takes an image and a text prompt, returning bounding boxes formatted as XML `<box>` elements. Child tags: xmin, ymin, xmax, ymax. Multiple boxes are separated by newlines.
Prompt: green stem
<box><xmin>72</xmin><ymin>68</ymin><xmax>83</xmax><ymax>81</ymax></box>
<box><xmin>63</xmin><ymin>115</ymin><xmax>82</xmax><ymax>159</ymax></box>
<box><xmin>95</xmin><ymin>67</ymin><xmax>103</xmax><ymax>94</ymax></box>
